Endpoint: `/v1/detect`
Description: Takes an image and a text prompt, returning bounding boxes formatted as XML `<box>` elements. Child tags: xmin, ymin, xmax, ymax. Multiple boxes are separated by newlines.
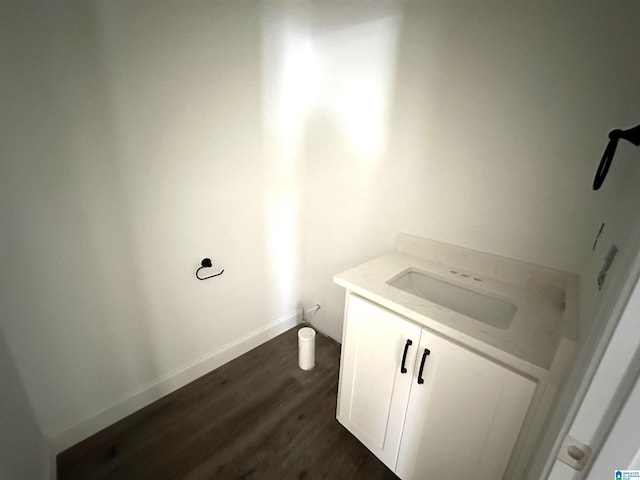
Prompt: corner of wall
<box><xmin>47</xmin><ymin>309</ymin><xmax>302</xmax><ymax>462</ymax></box>
<box><xmin>43</xmin><ymin>438</ymin><xmax>57</xmax><ymax>480</ymax></box>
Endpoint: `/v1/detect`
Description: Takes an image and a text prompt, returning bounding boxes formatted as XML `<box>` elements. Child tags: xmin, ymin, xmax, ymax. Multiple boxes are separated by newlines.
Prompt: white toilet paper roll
<box><xmin>298</xmin><ymin>327</ymin><xmax>316</xmax><ymax>370</ymax></box>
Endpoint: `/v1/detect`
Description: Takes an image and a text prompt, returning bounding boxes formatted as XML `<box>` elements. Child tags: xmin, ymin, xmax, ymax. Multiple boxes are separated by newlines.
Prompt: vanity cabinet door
<box><xmin>396</xmin><ymin>329</ymin><xmax>536</xmax><ymax>480</ymax></box>
<box><xmin>337</xmin><ymin>294</ymin><xmax>422</xmax><ymax>469</ymax></box>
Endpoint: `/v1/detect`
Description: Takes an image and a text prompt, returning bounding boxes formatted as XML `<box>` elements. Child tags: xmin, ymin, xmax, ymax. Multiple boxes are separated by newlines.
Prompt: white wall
<box><xmin>579</xmin><ymin>148</ymin><xmax>640</xmax><ymax>335</ymax></box>
<box><xmin>0</xmin><ymin>0</ymin><xmax>301</xmax><ymax>442</ymax></box>
<box><xmin>2</xmin><ymin>0</ymin><xmax>640</xmax><ymax>466</ymax></box>
<box><xmin>298</xmin><ymin>1</ymin><xmax>640</xmax><ymax>340</ymax></box>
<box><xmin>0</xmin><ymin>331</ymin><xmax>45</xmax><ymax>480</ymax></box>
<box><xmin>530</xmin><ymin>108</ymin><xmax>640</xmax><ymax>480</ymax></box>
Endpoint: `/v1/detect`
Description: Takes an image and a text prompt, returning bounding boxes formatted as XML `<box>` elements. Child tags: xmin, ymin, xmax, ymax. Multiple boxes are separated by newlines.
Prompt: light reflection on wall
<box><xmin>260</xmin><ymin>2</ymin><xmax>314</xmax><ymax>317</ymax></box>
<box><xmin>260</xmin><ymin>2</ymin><xmax>400</xmax><ymax>318</ymax></box>
<box><xmin>313</xmin><ymin>13</ymin><xmax>401</xmax><ymax>162</ymax></box>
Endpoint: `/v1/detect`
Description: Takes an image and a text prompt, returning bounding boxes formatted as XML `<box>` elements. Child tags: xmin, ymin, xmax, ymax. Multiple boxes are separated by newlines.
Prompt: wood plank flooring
<box><xmin>57</xmin><ymin>325</ymin><xmax>398</xmax><ymax>480</ymax></box>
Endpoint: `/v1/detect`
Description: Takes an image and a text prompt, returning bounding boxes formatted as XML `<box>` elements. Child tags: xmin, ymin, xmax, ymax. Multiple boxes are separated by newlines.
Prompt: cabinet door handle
<box><xmin>400</xmin><ymin>339</ymin><xmax>413</xmax><ymax>374</ymax></box>
<box><xmin>417</xmin><ymin>348</ymin><xmax>431</xmax><ymax>384</ymax></box>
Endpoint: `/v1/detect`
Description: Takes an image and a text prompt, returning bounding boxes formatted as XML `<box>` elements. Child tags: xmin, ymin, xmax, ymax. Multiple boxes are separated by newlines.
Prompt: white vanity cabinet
<box><xmin>337</xmin><ymin>292</ymin><xmax>422</xmax><ymax>468</ymax></box>
<box><xmin>337</xmin><ymin>294</ymin><xmax>537</xmax><ymax>480</ymax></box>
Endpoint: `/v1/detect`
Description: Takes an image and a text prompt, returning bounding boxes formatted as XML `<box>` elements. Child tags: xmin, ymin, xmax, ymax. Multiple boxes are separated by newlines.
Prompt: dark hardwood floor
<box><xmin>57</xmin><ymin>324</ymin><xmax>398</xmax><ymax>480</ymax></box>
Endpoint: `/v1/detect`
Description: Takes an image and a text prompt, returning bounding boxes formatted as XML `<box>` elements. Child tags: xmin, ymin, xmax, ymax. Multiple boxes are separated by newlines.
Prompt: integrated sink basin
<box><xmin>387</xmin><ymin>269</ymin><xmax>517</xmax><ymax>329</ymax></box>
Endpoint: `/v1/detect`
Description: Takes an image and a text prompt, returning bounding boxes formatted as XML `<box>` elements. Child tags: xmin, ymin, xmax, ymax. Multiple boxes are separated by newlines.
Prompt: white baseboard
<box><xmin>46</xmin><ymin>312</ymin><xmax>301</xmax><ymax>478</ymax></box>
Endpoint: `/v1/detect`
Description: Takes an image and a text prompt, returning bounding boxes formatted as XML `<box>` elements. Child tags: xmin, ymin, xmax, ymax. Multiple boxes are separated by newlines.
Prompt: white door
<box><xmin>396</xmin><ymin>328</ymin><xmax>536</xmax><ymax>480</ymax></box>
<box><xmin>337</xmin><ymin>294</ymin><xmax>422</xmax><ymax>469</ymax></box>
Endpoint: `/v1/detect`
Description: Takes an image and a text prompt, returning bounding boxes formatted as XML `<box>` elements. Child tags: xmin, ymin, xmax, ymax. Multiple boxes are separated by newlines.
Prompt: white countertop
<box><xmin>334</xmin><ymin>235</ymin><xmax>579</xmax><ymax>380</ymax></box>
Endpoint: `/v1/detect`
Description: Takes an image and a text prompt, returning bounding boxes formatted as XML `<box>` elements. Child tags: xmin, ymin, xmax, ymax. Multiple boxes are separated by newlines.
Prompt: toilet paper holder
<box><xmin>196</xmin><ymin>258</ymin><xmax>224</xmax><ymax>280</ymax></box>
